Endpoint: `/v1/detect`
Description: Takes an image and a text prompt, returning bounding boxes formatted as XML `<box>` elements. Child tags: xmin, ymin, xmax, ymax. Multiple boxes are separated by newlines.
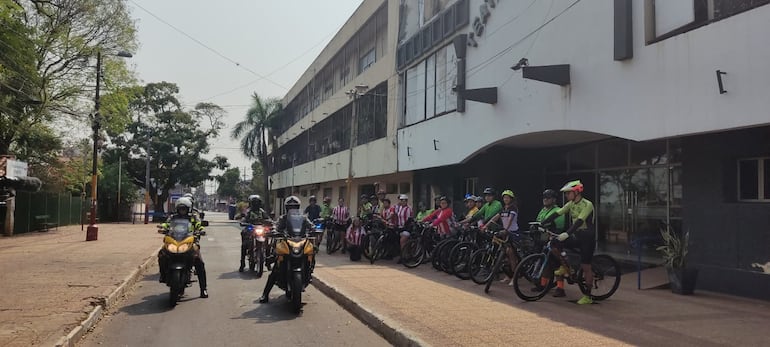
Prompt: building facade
<box><xmin>269</xmin><ymin>1</ymin><xmax>413</xmax><ymax>215</ymax></box>
<box><xmin>393</xmin><ymin>0</ymin><xmax>770</xmax><ymax>299</ymax></box>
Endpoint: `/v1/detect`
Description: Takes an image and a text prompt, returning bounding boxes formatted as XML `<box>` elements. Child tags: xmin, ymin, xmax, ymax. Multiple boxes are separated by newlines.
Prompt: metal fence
<box><xmin>10</xmin><ymin>192</ymin><xmax>85</xmax><ymax>234</ymax></box>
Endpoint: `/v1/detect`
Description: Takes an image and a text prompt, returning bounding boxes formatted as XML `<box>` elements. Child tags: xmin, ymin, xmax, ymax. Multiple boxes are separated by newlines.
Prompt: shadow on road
<box><xmin>233</xmin><ymin>296</ymin><xmax>304</xmax><ymax>323</ymax></box>
<box><xmin>118</xmin><ymin>293</ymin><xmax>175</xmax><ymax>315</ymax></box>
<box><xmin>218</xmin><ymin>270</ymin><xmax>264</xmax><ymax>280</ymax></box>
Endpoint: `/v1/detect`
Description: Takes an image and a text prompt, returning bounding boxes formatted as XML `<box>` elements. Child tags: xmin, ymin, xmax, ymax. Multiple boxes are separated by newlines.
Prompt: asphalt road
<box><xmin>80</xmin><ymin>216</ymin><xmax>390</xmax><ymax>347</ymax></box>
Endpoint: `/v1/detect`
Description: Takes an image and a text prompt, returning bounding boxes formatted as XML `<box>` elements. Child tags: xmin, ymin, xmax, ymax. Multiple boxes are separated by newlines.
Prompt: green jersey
<box><xmin>557</xmin><ymin>197</ymin><xmax>594</xmax><ymax>230</ymax></box>
<box><xmin>320</xmin><ymin>204</ymin><xmax>332</xmax><ymax>219</ymax></box>
<box><xmin>471</xmin><ymin>200</ymin><xmax>502</xmax><ymax>223</ymax></box>
<box><xmin>416</xmin><ymin>209</ymin><xmax>433</xmax><ymax>221</ymax></box>
<box><xmin>536</xmin><ymin>206</ymin><xmax>565</xmax><ymax>231</ymax></box>
<box><xmin>359</xmin><ymin>202</ymin><xmax>373</xmax><ymax>218</ymax></box>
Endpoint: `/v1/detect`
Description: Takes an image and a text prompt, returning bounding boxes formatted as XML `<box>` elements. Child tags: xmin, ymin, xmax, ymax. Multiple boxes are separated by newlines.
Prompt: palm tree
<box><xmin>231</xmin><ymin>92</ymin><xmax>282</xmax><ymax>212</ymax></box>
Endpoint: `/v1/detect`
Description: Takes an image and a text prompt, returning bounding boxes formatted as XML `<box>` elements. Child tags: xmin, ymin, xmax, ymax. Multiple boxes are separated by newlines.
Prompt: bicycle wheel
<box><xmin>439</xmin><ymin>240</ymin><xmax>459</xmax><ymax>273</ymax></box>
<box><xmin>512</xmin><ymin>253</ymin><xmax>552</xmax><ymax>301</ymax></box>
<box><xmin>577</xmin><ymin>254</ymin><xmax>621</xmax><ymax>301</ymax></box>
<box><xmin>469</xmin><ymin>249</ymin><xmax>495</xmax><ymax>285</ymax></box>
<box><xmin>400</xmin><ymin>239</ymin><xmax>424</xmax><ymax>268</ymax></box>
<box><xmin>362</xmin><ymin>233</ymin><xmax>376</xmax><ymax>260</ymax></box>
<box><xmin>326</xmin><ymin>230</ymin><xmax>338</xmax><ymax>255</ymax></box>
<box><xmin>431</xmin><ymin>239</ymin><xmax>451</xmax><ymax>271</ymax></box>
<box><xmin>449</xmin><ymin>242</ymin><xmax>476</xmax><ymax>280</ymax></box>
<box><xmin>370</xmin><ymin>236</ymin><xmax>386</xmax><ymax>264</ymax></box>
<box><xmin>484</xmin><ymin>251</ymin><xmax>507</xmax><ymax>294</ymax></box>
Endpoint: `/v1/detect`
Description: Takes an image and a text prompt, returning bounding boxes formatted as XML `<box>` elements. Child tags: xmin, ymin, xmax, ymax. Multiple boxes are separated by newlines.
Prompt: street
<box><xmin>80</xmin><ymin>216</ymin><xmax>389</xmax><ymax>347</ymax></box>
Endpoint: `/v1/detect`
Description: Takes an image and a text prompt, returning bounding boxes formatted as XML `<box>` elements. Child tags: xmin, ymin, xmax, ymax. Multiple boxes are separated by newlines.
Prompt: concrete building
<box><xmin>393</xmin><ymin>0</ymin><xmax>770</xmax><ymax>299</ymax></box>
<box><xmin>269</xmin><ymin>1</ymin><xmax>412</xmax><ymax>216</ymax></box>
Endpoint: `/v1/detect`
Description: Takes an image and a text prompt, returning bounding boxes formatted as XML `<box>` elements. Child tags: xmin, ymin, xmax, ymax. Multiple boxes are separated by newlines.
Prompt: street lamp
<box><xmin>344</xmin><ymin>84</ymin><xmax>368</xmax><ymax>205</ymax></box>
<box><xmin>86</xmin><ymin>49</ymin><xmax>132</xmax><ymax>241</ymax></box>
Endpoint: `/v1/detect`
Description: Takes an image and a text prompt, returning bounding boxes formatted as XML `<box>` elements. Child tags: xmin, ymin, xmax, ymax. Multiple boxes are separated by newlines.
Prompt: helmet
<box><xmin>183</xmin><ymin>193</ymin><xmax>195</xmax><ymax>203</ymax></box>
<box><xmin>464</xmin><ymin>194</ymin><xmax>476</xmax><ymax>202</ymax></box>
<box><xmin>284</xmin><ymin>196</ymin><xmax>301</xmax><ymax>209</ymax></box>
<box><xmin>542</xmin><ymin>189</ymin><xmax>558</xmax><ymax>199</ymax></box>
<box><xmin>176</xmin><ymin>197</ymin><xmax>192</xmax><ymax>211</ymax></box>
<box><xmin>560</xmin><ymin>180</ymin><xmax>584</xmax><ymax>193</ymax></box>
<box><xmin>323</xmin><ymin>196</ymin><xmax>332</xmax><ymax>203</ymax></box>
<box><xmin>309</xmin><ymin>195</ymin><xmax>317</xmax><ymax>202</ymax></box>
<box><xmin>248</xmin><ymin>194</ymin><xmax>262</xmax><ymax>203</ymax></box>
<box><xmin>377</xmin><ymin>189</ymin><xmax>386</xmax><ymax>195</ymax></box>
<box><xmin>483</xmin><ymin>187</ymin><xmax>496</xmax><ymax>195</ymax></box>
<box><xmin>398</xmin><ymin>194</ymin><xmax>408</xmax><ymax>200</ymax></box>
<box><xmin>360</xmin><ymin>194</ymin><xmax>369</xmax><ymax>200</ymax></box>
<box><xmin>438</xmin><ymin>196</ymin><xmax>450</xmax><ymax>204</ymax></box>
<box><xmin>474</xmin><ymin>196</ymin><xmax>483</xmax><ymax>202</ymax></box>
<box><xmin>370</xmin><ymin>195</ymin><xmax>377</xmax><ymax>201</ymax></box>
<box><xmin>501</xmin><ymin>190</ymin><xmax>515</xmax><ymax>198</ymax></box>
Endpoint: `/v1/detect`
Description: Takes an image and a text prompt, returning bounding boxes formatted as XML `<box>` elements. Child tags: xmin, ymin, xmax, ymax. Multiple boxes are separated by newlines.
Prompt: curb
<box><xmin>312</xmin><ymin>274</ymin><xmax>427</xmax><ymax>347</ymax></box>
<box><xmin>54</xmin><ymin>247</ymin><xmax>161</xmax><ymax>347</ymax></box>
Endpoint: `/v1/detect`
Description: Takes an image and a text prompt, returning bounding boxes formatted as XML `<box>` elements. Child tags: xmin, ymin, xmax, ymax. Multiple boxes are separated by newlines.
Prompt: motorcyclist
<box><xmin>258</xmin><ymin>196</ymin><xmax>314</xmax><ymax>303</ymax></box>
<box><xmin>182</xmin><ymin>193</ymin><xmax>202</xmax><ymax>219</ymax></box>
<box><xmin>239</xmin><ymin>194</ymin><xmax>272</xmax><ymax>272</ymax></box>
<box><xmin>158</xmin><ymin>197</ymin><xmax>208</xmax><ymax>298</ymax></box>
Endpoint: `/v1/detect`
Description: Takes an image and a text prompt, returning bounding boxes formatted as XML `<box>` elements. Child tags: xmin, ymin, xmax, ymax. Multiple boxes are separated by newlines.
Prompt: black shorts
<box><xmin>556</xmin><ymin>229</ymin><xmax>595</xmax><ymax>264</ymax></box>
<box><xmin>333</xmin><ymin>223</ymin><xmax>347</xmax><ymax>232</ymax></box>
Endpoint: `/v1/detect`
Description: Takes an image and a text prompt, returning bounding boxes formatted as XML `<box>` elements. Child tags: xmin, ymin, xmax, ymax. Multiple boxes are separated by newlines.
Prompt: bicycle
<box><xmin>400</xmin><ymin>221</ymin><xmax>438</xmax><ymax>268</ymax></box>
<box><xmin>447</xmin><ymin>225</ymin><xmax>483</xmax><ymax>280</ymax></box>
<box><xmin>512</xmin><ymin>222</ymin><xmax>621</xmax><ymax>302</ymax></box>
<box><xmin>325</xmin><ymin>220</ymin><xmax>348</xmax><ymax>255</ymax></box>
<box><xmin>483</xmin><ymin>230</ymin><xmax>538</xmax><ymax>293</ymax></box>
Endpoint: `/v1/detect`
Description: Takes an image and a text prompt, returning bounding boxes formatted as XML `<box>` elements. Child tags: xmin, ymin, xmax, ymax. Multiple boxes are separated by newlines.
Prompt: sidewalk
<box><xmin>313</xmin><ymin>253</ymin><xmax>770</xmax><ymax>346</ymax></box>
<box><xmin>0</xmin><ymin>223</ymin><xmax>162</xmax><ymax>347</ymax></box>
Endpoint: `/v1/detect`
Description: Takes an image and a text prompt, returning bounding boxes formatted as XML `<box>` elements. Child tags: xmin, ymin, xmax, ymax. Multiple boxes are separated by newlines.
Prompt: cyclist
<box><xmin>304</xmin><ymin>196</ymin><xmax>321</xmax><ymax>221</ymax></box>
<box><xmin>396</xmin><ymin>194</ymin><xmax>415</xmax><ymax>251</ymax></box>
<box><xmin>317</xmin><ymin>196</ymin><xmax>333</xmax><ymax>246</ymax></box>
<box><xmin>332</xmin><ymin>198</ymin><xmax>351</xmax><ymax>254</ymax></box>
<box><xmin>486</xmin><ymin>189</ymin><xmax>520</xmax><ymax>285</ymax></box>
<box><xmin>463</xmin><ymin>194</ymin><xmax>479</xmax><ymax>220</ymax></box>
<box><xmin>358</xmin><ymin>194</ymin><xmax>373</xmax><ymax>219</ymax></box>
<box><xmin>420</xmin><ymin>196</ymin><xmax>454</xmax><ymax>236</ymax></box>
<box><xmin>542</xmin><ymin>180</ymin><xmax>596</xmax><ymax>305</ymax></box>
<box><xmin>532</xmin><ymin>189</ymin><xmax>567</xmax><ymax>293</ymax></box>
<box><xmin>372</xmin><ymin>189</ymin><xmax>386</xmax><ymax>214</ymax></box>
<box><xmin>461</xmin><ymin>187</ymin><xmax>502</xmax><ymax>230</ymax></box>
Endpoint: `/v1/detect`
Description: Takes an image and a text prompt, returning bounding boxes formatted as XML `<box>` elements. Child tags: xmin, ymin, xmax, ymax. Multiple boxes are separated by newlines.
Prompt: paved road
<box><xmin>80</xmin><ymin>219</ymin><xmax>390</xmax><ymax>347</ymax></box>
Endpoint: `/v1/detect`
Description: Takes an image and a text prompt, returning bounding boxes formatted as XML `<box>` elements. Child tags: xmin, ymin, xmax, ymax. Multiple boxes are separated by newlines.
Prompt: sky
<box><xmin>126</xmin><ymin>0</ymin><xmax>364</xmax><ymax>186</ymax></box>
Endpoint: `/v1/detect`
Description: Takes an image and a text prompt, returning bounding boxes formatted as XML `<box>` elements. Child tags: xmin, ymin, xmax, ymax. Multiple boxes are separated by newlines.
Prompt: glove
<box><xmin>557</xmin><ymin>232</ymin><xmax>569</xmax><ymax>242</ymax></box>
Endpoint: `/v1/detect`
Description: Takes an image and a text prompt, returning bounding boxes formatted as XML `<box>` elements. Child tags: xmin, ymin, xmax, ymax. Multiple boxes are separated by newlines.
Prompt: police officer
<box><xmin>239</xmin><ymin>194</ymin><xmax>272</xmax><ymax>272</ymax></box>
<box><xmin>258</xmin><ymin>196</ymin><xmax>314</xmax><ymax>303</ymax></box>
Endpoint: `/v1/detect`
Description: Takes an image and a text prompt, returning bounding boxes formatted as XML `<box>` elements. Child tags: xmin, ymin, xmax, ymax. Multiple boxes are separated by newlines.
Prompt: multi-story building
<box><xmin>269</xmin><ymin>1</ymin><xmax>412</xmax><ymax>216</ymax></box>
<box><xmin>393</xmin><ymin>0</ymin><xmax>770</xmax><ymax>299</ymax></box>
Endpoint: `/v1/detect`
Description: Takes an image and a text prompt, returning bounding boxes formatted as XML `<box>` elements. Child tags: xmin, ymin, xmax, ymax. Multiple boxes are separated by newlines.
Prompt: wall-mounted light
<box><xmin>716</xmin><ymin>70</ymin><xmax>727</xmax><ymax>94</ymax></box>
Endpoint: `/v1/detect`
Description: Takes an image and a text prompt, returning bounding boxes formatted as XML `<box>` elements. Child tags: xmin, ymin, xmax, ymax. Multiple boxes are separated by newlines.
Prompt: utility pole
<box><xmin>144</xmin><ymin>137</ymin><xmax>150</xmax><ymax>224</ymax></box>
<box><xmin>85</xmin><ymin>51</ymin><xmax>102</xmax><ymax>241</ymax></box>
<box><xmin>344</xmin><ymin>85</ymin><xmax>369</xmax><ymax>206</ymax></box>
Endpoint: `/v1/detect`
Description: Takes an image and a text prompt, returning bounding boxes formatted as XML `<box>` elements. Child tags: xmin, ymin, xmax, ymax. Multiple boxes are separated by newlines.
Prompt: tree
<box><xmin>109</xmin><ymin>82</ymin><xmax>224</xmax><ymax>216</ymax></box>
<box><xmin>216</xmin><ymin>167</ymin><xmax>242</xmax><ymax>202</ymax></box>
<box><xmin>231</xmin><ymin>92</ymin><xmax>282</xmax><ymax>212</ymax></box>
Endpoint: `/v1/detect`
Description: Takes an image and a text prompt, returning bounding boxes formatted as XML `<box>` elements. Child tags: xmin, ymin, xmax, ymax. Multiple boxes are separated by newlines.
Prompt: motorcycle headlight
<box><xmin>292</xmin><ymin>246</ymin><xmax>302</xmax><ymax>255</ymax></box>
<box><xmin>166</xmin><ymin>243</ymin><xmax>178</xmax><ymax>253</ymax></box>
<box><xmin>178</xmin><ymin>243</ymin><xmax>191</xmax><ymax>253</ymax></box>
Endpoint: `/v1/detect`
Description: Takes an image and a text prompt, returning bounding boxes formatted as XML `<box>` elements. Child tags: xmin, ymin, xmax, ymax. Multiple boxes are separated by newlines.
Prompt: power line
<box><xmin>128</xmin><ymin>0</ymin><xmax>287</xmax><ymax>90</ymax></box>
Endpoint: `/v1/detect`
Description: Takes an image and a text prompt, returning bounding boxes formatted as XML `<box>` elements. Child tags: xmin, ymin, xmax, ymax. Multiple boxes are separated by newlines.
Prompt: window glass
<box><xmin>569</xmin><ymin>144</ymin><xmax>595</xmax><ymax>171</ymax></box>
<box><xmin>631</xmin><ymin>140</ymin><xmax>667</xmax><ymax>166</ymax></box>
<box><xmin>598</xmin><ymin>140</ymin><xmax>628</xmax><ymax>168</ymax></box>
<box><xmin>400</xmin><ymin>182</ymin><xmax>411</xmax><ymax>194</ymax></box>
<box><xmin>764</xmin><ymin>159</ymin><xmax>770</xmax><ymax>199</ymax></box>
<box><xmin>386</xmin><ymin>184</ymin><xmax>398</xmax><ymax>194</ymax></box>
<box><xmin>739</xmin><ymin>160</ymin><xmax>759</xmax><ymax>200</ymax></box>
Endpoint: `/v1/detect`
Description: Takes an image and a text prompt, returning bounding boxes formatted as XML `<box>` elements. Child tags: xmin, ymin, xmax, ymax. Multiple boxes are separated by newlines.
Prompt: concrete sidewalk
<box><xmin>313</xmin><ymin>253</ymin><xmax>770</xmax><ymax>346</ymax></box>
<box><xmin>0</xmin><ymin>223</ymin><xmax>162</xmax><ymax>347</ymax></box>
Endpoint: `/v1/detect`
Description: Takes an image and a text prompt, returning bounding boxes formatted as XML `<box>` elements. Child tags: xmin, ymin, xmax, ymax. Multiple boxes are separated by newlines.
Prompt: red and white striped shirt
<box><xmin>422</xmin><ymin>208</ymin><xmax>454</xmax><ymax>235</ymax></box>
<box><xmin>346</xmin><ymin>226</ymin><xmax>365</xmax><ymax>246</ymax></box>
<box><xmin>394</xmin><ymin>204</ymin><xmax>413</xmax><ymax>228</ymax></box>
<box><xmin>332</xmin><ymin>205</ymin><xmax>349</xmax><ymax>224</ymax></box>
<box><xmin>380</xmin><ymin>206</ymin><xmax>397</xmax><ymax>227</ymax></box>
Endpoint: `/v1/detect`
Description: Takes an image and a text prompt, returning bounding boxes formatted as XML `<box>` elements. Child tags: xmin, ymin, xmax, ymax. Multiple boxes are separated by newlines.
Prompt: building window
<box><xmin>338</xmin><ymin>186</ymin><xmax>347</xmax><ymax>202</ymax></box>
<box><xmin>738</xmin><ymin>157</ymin><xmax>770</xmax><ymax>202</ymax></box>
<box><xmin>646</xmin><ymin>0</ymin><xmax>769</xmax><ymax>43</ymax></box>
<box><xmin>386</xmin><ymin>183</ymin><xmax>398</xmax><ymax>194</ymax></box>
<box><xmin>400</xmin><ymin>182</ymin><xmax>411</xmax><ymax>194</ymax></box>
<box><xmin>402</xmin><ymin>44</ymin><xmax>458</xmax><ymax>128</ymax></box>
<box><xmin>323</xmin><ymin>188</ymin><xmax>333</xmax><ymax>200</ymax></box>
<box><xmin>359</xmin><ymin>48</ymin><xmax>376</xmax><ymax>73</ymax></box>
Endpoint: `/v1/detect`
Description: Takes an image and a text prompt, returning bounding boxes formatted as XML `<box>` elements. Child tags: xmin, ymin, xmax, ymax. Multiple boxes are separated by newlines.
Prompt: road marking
<box><xmin>207</xmin><ymin>238</ymin><xmax>215</xmax><ymax>242</ymax></box>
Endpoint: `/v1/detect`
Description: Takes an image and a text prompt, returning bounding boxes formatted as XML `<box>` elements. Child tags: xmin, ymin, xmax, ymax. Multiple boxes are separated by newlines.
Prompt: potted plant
<box><xmin>657</xmin><ymin>227</ymin><xmax>698</xmax><ymax>295</ymax></box>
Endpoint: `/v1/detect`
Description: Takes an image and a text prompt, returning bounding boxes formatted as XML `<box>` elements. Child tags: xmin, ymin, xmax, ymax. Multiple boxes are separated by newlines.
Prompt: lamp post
<box><xmin>86</xmin><ymin>50</ymin><xmax>132</xmax><ymax>241</ymax></box>
<box><xmin>344</xmin><ymin>84</ymin><xmax>369</xmax><ymax>205</ymax></box>
<box><xmin>144</xmin><ymin>137</ymin><xmax>151</xmax><ymax>224</ymax></box>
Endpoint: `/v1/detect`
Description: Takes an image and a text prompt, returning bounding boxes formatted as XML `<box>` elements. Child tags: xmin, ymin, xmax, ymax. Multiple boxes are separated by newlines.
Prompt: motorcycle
<box><xmin>158</xmin><ymin>218</ymin><xmax>201</xmax><ymax>307</ymax></box>
<box><xmin>270</xmin><ymin>211</ymin><xmax>319</xmax><ymax>313</ymax></box>
<box><xmin>240</xmin><ymin>221</ymin><xmax>271</xmax><ymax>276</ymax></box>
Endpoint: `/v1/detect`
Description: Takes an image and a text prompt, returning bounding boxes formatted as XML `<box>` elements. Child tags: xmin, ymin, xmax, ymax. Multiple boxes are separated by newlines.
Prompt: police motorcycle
<box><xmin>240</xmin><ymin>221</ymin><xmax>272</xmax><ymax>276</ymax></box>
<box><xmin>158</xmin><ymin>218</ymin><xmax>206</xmax><ymax>307</ymax></box>
<box><xmin>268</xmin><ymin>210</ymin><xmax>320</xmax><ymax>313</ymax></box>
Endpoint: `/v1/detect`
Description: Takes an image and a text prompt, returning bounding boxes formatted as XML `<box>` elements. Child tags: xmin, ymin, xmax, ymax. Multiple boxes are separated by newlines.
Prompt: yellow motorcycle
<box><xmin>158</xmin><ymin>219</ymin><xmax>201</xmax><ymax>307</ymax></box>
<box><xmin>270</xmin><ymin>213</ymin><xmax>318</xmax><ymax>313</ymax></box>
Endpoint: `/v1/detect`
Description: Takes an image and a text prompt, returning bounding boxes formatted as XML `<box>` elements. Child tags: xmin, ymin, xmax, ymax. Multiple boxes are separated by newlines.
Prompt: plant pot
<box><xmin>666</xmin><ymin>267</ymin><xmax>698</xmax><ymax>295</ymax></box>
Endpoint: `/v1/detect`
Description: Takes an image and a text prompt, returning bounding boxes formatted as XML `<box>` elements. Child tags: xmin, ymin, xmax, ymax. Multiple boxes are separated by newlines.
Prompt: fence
<box><xmin>9</xmin><ymin>192</ymin><xmax>85</xmax><ymax>234</ymax></box>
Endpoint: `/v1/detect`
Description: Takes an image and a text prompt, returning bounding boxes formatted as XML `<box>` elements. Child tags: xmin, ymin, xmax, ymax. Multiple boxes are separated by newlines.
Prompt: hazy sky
<box><xmin>127</xmin><ymin>0</ymin><xmax>364</xmax><ymax>183</ymax></box>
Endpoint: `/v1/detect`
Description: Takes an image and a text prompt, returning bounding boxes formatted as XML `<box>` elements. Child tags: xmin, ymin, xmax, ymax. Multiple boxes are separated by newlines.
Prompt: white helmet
<box><xmin>284</xmin><ymin>195</ymin><xmax>301</xmax><ymax>209</ymax></box>
<box><xmin>398</xmin><ymin>194</ymin><xmax>409</xmax><ymax>200</ymax></box>
<box><xmin>176</xmin><ymin>197</ymin><xmax>193</xmax><ymax>210</ymax></box>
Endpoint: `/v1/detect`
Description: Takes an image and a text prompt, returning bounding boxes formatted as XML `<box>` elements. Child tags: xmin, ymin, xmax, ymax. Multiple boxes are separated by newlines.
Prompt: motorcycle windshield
<box><xmin>286</xmin><ymin>211</ymin><xmax>306</xmax><ymax>237</ymax></box>
<box><xmin>168</xmin><ymin>219</ymin><xmax>192</xmax><ymax>241</ymax></box>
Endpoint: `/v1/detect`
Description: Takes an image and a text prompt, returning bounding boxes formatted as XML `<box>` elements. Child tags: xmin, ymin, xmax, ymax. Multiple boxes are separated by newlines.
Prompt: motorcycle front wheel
<box><xmin>168</xmin><ymin>270</ymin><xmax>183</xmax><ymax>307</ymax></box>
<box><xmin>256</xmin><ymin>243</ymin><xmax>265</xmax><ymax>277</ymax></box>
<box><xmin>290</xmin><ymin>271</ymin><xmax>303</xmax><ymax>314</ymax></box>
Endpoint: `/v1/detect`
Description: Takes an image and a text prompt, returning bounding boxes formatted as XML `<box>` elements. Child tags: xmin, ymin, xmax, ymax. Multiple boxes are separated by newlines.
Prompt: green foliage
<box><xmin>216</xmin><ymin>167</ymin><xmax>242</xmax><ymax>200</ymax></box>
<box><xmin>109</xmin><ymin>82</ymin><xmax>223</xmax><ymax>213</ymax></box>
<box><xmin>657</xmin><ymin>227</ymin><xmax>690</xmax><ymax>269</ymax></box>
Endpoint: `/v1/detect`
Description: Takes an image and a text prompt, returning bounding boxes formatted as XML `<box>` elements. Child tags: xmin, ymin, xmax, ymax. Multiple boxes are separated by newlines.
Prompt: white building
<box><xmin>394</xmin><ymin>0</ymin><xmax>770</xmax><ymax>299</ymax></box>
<box><xmin>269</xmin><ymin>1</ymin><xmax>412</xmax><ymax>215</ymax></box>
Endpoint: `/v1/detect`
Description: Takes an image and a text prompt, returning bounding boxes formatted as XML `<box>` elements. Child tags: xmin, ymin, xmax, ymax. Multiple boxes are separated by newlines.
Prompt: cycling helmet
<box><xmin>464</xmin><ymin>194</ymin><xmax>476</xmax><ymax>202</ymax></box>
<box><xmin>474</xmin><ymin>196</ymin><xmax>483</xmax><ymax>202</ymax></box>
<box><xmin>483</xmin><ymin>187</ymin><xmax>496</xmax><ymax>195</ymax></box>
<box><xmin>501</xmin><ymin>190</ymin><xmax>515</xmax><ymax>198</ymax></box>
<box><xmin>360</xmin><ymin>194</ymin><xmax>369</xmax><ymax>200</ymax></box>
<box><xmin>542</xmin><ymin>189</ymin><xmax>558</xmax><ymax>199</ymax></box>
<box><xmin>284</xmin><ymin>196</ymin><xmax>301</xmax><ymax>210</ymax></box>
<box><xmin>438</xmin><ymin>196</ymin><xmax>451</xmax><ymax>204</ymax></box>
<box><xmin>309</xmin><ymin>195</ymin><xmax>317</xmax><ymax>202</ymax></box>
<box><xmin>323</xmin><ymin>196</ymin><xmax>332</xmax><ymax>203</ymax></box>
<box><xmin>398</xmin><ymin>194</ymin><xmax>409</xmax><ymax>200</ymax></box>
<box><xmin>176</xmin><ymin>197</ymin><xmax>193</xmax><ymax>213</ymax></box>
<box><xmin>377</xmin><ymin>189</ymin><xmax>386</xmax><ymax>195</ymax></box>
<box><xmin>560</xmin><ymin>180</ymin><xmax>584</xmax><ymax>193</ymax></box>
<box><xmin>370</xmin><ymin>194</ymin><xmax>377</xmax><ymax>201</ymax></box>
